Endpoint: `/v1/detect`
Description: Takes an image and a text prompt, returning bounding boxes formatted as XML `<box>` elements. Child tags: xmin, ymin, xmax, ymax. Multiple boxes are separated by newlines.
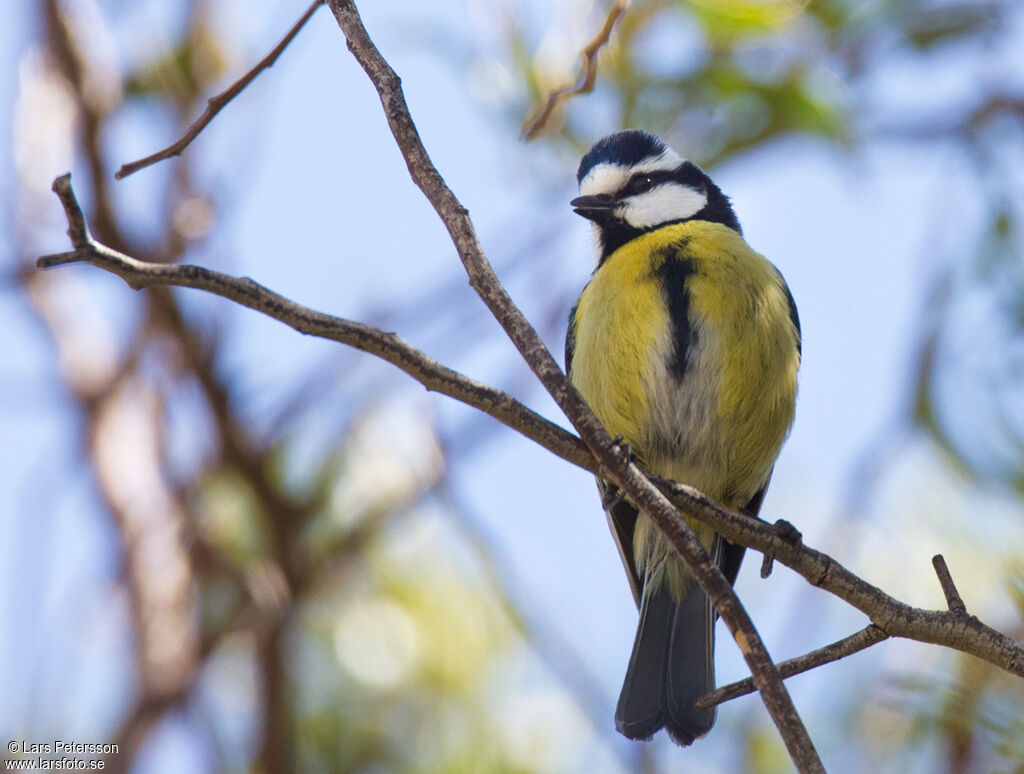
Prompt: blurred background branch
<box><xmin>521</xmin><ymin>0</ymin><xmax>628</xmax><ymax>140</ymax></box>
<box><xmin>40</xmin><ymin>167</ymin><xmax>1024</xmax><ymax>707</ymax></box>
<box><xmin>4</xmin><ymin>0</ymin><xmax>1023</xmax><ymax>772</ymax></box>
<box><xmin>115</xmin><ymin>0</ymin><xmax>326</xmax><ymax>180</ymax></box>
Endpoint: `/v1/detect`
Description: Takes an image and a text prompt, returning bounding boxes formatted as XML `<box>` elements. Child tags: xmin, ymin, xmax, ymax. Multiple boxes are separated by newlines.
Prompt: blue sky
<box><xmin>3</xmin><ymin>1</ymin><xmax>1024</xmax><ymax>772</ymax></box>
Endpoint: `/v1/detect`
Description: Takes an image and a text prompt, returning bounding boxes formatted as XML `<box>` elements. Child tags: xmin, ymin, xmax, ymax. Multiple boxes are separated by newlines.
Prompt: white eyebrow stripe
<box><xmin>631</xmin><ymin>148</ymin><xmax>684</xmax><ymax>174</ymax></box>
<box><xmin>578</xmin><ymin>148</ymin><xmax>686</xmax><ymax>197</ymax></box>
<box><xmin>579</xmin><ymin>164</ymin><xmax>628</xmax><ymax>197</ymax></box>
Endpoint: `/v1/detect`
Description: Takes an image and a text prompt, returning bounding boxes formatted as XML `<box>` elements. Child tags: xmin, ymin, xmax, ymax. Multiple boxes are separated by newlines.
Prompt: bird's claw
<box><xmin>601</xmin><ymin>486</ymin><xmax>626</xmax><ymax>511</ymax></box>
<box><xmin>609</xmin><ymin>435</ymin><xmax>637</xmax><ymax>463</ymax></box>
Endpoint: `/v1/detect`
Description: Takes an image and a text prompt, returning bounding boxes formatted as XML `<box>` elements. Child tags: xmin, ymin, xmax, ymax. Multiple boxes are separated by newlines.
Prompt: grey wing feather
<box><xmin>565</xmin><ymin>300</ymin><xmax>579</xmax><ymax>374</ymax></box>
<box><xmin>773</xmin><ymin>266</ymin><xmax>801</xmax><ymax>359</ymax></box>
<box><xmin>598</xmin><ymin>481</ymin><xmax>642</xmax><ymax>608</ymax></box>
<box><xmin>570</xmin><ymin>300</ymin><xmax>645</xmax><ymax>605</ymax></box>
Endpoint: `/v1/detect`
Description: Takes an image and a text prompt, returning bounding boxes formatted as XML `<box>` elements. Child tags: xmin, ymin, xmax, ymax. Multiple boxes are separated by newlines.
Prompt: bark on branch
<box><xmin>323</xmin><ymin>2</ymin><xmax>821</xmax><ymax>767</ymax></box>
<box><xmin>40</xmin><ymin>165</ymin><xmax>1024</xmax><ymax>769</ymax></box>
<box><xmin>650</xmin><ymin>475</ymin><xmax>1024</xmax><ymax>678</ymax></box>
<box><xmin>697</xmin><ymin>625</ymin><xmax>890</xmax><ymax>709</ymax></box>
<box><xmin>37</xmin><ymin>0</ymin><xmax>1024</xmax><ymax>768</ymax></box>
<box><xmin>40</xmin><ymin>174</ymin><xmax>590</xmax><ymax>473</ymax></box>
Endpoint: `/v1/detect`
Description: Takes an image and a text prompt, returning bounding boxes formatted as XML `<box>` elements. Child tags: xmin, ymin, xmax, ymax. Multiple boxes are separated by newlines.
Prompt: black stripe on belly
<box><xmin>653</xmin><ymin>245</ymin><xmax>698</xmax><ymax>380</ymax></box>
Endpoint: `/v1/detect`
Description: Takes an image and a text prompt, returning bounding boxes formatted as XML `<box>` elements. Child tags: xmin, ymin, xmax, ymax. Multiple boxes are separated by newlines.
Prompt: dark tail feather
<box><xmin>665</xmin><ymin>588</ymin><xmax>716</xmax><ymax>745</ymax></box>
<box><xmin>615</xmin><ymin>582</ymin><xmax>672</xmax><ymax>740</ymax></box>
<box><xmin>615</xmin><ymin>583</ymin><xmax>716</xmax><ymax>745</ymax></box>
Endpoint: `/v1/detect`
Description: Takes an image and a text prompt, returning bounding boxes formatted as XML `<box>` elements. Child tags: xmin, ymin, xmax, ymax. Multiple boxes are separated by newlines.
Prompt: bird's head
<box><xmin>572</xmin><ymin>130</ymin><xmax>740</xmax><ymax>261</ymax></box>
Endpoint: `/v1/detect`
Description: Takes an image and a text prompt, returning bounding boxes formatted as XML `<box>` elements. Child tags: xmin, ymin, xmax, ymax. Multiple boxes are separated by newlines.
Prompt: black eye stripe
<box><xmin>618</xmin><ymin>165</ymin><xmax>705</xmax><ymax>197</ymax></box>
<box><xmin>675</xmin><ymin>161</ymin><xmax>707</xmax><ymax>187</ymax></box>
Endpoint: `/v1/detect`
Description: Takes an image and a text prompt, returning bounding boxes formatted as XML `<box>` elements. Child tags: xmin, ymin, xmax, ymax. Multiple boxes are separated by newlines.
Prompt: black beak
<box><xmin>571</xmin><ymin>194</ymin><xmax>619</xmax><ymax>221</ymax></box>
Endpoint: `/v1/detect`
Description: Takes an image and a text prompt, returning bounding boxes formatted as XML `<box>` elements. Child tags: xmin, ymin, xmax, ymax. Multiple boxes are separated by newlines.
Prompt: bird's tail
<box><xmin>614</xmin><ymin>579</ymin><xmax>716</xmax><ymax>745</ymax></box>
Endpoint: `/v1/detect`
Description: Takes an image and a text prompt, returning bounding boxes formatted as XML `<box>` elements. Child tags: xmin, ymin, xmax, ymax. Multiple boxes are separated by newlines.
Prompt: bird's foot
<box><xmin>601</xmin><ymin>486</ymin><xmax>626</xmax><ymax>511</ymax></box>
<box><xmin>609</xmin><ymin>435</ymin><xmax>637</xmax><ymax>464</ymax></box>
<box><xmin>760</xmin><ymin>520</ymin><xmax>803</xmax><ymax>578</ymax></box>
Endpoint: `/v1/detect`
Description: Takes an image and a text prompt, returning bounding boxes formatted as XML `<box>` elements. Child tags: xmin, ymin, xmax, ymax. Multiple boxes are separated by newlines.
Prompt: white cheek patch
<box><xmin>621</xmin><ymin>183</ymin><xmax>707</xmax><ymax>229</ymax></box>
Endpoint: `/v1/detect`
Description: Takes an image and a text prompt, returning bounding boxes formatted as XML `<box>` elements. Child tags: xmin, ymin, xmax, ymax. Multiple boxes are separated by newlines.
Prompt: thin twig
<box><xmin>322</xmin><ymin>1</ymin><xmax>823</xmax><ymax>769</ymax></box>
<box><xmin>697</xmin><ymin>625</ymin><xmax>891</xmax><ymax>709</ymax></box>
<box><xmin>932</xmin><ymin>554</ymin><xmax>968</xmax><ymax>615</ymax></box>
<box><xmin>650</xmin><ymin>474</ymin><xmax>1024</xmax><ymax>677</ymax></box>
<box><xmin>39</xmin><ymin>174</ymin><xmax>590</xmax><ymax>473</ymax></box>
<box><xmin>521</xmin><ymin>0</ymin><xmax>628</xmax><ymax>140</ymax></box>
<box><xmin>115</xmin><ymin>0</ymin><xmax>325</xmax><ymax>179</ymax></box>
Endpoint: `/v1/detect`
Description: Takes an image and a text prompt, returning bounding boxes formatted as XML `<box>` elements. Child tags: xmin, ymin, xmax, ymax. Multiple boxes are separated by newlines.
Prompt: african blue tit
<box><xmin>566</xmin><ymin>130</ymin><xmax>801</xmax><ymax>745</ymax></box>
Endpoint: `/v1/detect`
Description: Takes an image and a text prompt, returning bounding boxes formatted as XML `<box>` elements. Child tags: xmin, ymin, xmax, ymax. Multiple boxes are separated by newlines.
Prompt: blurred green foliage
<box><xmin>502</xmin><ymin>0</ymin><xmax>1024</xmax><ymax>771</ymax></box>
<box><xmin>19</xmin><ymin>0</ymin><xmax>1022</xmax><ymax>772</ymax></box>
<box><xmin>510</xmin><ymin>0</ymin><xmax>1012</xmax><ymax>164</ymax></box>
<box><xmin>127</xmin><ymin>0</ymin><xmax>1022</xmax><ymax>769</ymax></box>
<box><xmin>507</xmin><ymin>1</ymin><xmax>1024</xmax><ymax>506</ymax></box>
<box><xmin>124</xmin><ymin>18</ymin><xmax>229</xmax><ymax>110</ymax></box>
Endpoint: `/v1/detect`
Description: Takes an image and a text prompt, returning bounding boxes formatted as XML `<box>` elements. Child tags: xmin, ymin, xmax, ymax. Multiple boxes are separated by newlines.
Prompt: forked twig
<box><xmin>115</xmin><ymin>0</ymin><xmax>325</xmax><ymax>179</ymax></box>
<box><xmin>697</xmin><ymin>625</ymin><xmax>890</xmax><ymax>709</ymax></box>
<box><xmin>521</xmin><ymin>0</ymin><xmax>628</xmax><ymax>140</ymax></box>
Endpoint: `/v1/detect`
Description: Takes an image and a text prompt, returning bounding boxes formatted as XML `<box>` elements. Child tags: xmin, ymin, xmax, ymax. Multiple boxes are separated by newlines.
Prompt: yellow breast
<box><xmin>569</xmin><ymin>235</ymin><xmax>668</xmax><ymax>456</ymax></box>
<box><xmin>569</xmin><ymin>220</ymin><xmax>799</xmax><ymax>506</ymax></box>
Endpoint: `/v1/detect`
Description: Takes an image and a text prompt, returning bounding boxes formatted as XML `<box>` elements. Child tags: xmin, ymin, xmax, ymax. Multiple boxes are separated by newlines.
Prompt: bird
<box><xmin>565</xmin><ymin>130</ymin><xmax>801</xmax><ymax>745</ymax></box>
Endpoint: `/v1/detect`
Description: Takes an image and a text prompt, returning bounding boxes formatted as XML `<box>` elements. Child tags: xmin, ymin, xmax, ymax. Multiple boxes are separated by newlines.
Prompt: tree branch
<box><xmin>697</xmin><ymin>625</ymin><xmax>890</xmax><ymax>709</ymax></box>
<box><xmin>932</xmin><ymin>554</ymin><xmax>968</xmax><ymax>615</ymax></box>
<box><xmin>651</xmin><ymin>476</ymin><xmax>1024</xmax><ymax>677</ymax></box>
<box><xmin>39</xmin><ymin>174</ymin><xmax>590</xmax><ymax>473</ymax></box>
<box><xmin>521</xmin><ymin>0</ymin><xmax>628</xmax><ymax>140</ymax></box>
<box><xmin>38</xmin><ymin>2</ymin><xmax>1024</xmax><ymax>767</ymax></box>
<box><xmin>115</xmin><ymin>0</ymin><xmax>325</xmax><ymax>180</ymax></box>
<box><xmin>40</xmin><ymin>170</ymin><xmax>1024</xmax><ymax>766</ymax></box>
<box><xmin>322</xmin><ymin>1</ymin><xmax>822</xmax><ymax>769</ymax></box>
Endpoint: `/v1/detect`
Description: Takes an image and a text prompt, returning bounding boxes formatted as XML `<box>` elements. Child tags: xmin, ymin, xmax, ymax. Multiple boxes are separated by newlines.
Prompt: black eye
<box><xmin>629</xmin><ymin>175</ymin><xmax>653</xmax><ymax>195</ymax></box>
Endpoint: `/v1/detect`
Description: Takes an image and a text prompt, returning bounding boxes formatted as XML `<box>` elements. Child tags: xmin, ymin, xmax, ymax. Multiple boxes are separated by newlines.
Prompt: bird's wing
<box><xmin>599</xmin><ymin>479</ymin><xmax>644</xmax><ymax>609</ymax></box>
<box><xmin>565</xmin><ymin>299</ymin><xmax>579</xmax><ymax>376</ymax></box>
<box><xmin>718</xmin><ymin>468</ymin><xmax>774</xmax><ymax>587</ymax></box>
<box><xmin>604</xmin><ymin>471</ymin><xmax>765</xmax><ymax>608</ymax></box>
<box><xmin>774</xmin><ymin>265</ymin><xmax>802</xmax><ymax>359</ymax></box>
<box><xmin>569</xmin><ymin>299</ymin><xmax>644</xmax><ymax>603</ymax></box>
